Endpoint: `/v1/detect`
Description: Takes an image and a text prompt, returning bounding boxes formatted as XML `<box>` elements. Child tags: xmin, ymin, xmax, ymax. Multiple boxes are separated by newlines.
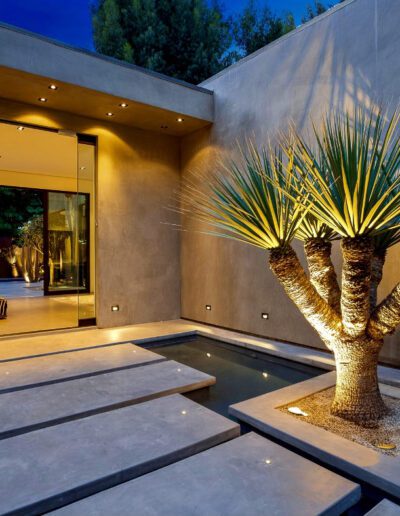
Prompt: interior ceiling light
<box><xmin>106</xmin><ymin>112</ymin><xmax>114</xmax><ymax>117</ymax></box>
<box><xmin>48</xmin><ymin>84</ymin><xmax>58</xmax><ymax>90</ymax></box>
<box><xmin>176</xmin><ymin>117</ymin><xmax>184</xmax><ymax>122</ymax></box>
<box><xmin>17</xmin><ymin>126</ymin><xmax>24</xmax><ymax>131</ymax></box>
<box><xmin>38</xmin><ymin>97</ymin><xmax>47</xmax><ymax>102</ymax></box>
<box><xmin>119</xmin><ymin>102</ymin><xmax>128</xmax><ymax>108</ymax></box>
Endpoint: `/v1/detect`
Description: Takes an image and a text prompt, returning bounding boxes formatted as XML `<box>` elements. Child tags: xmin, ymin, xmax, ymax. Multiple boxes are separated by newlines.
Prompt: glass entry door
<box><xmin>44</xmin><ymin>191</ymin><xmax>90</xmax><ymax>295</ymax></box>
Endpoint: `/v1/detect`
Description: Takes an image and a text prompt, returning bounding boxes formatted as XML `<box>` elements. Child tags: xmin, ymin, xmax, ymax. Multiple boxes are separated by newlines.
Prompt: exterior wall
<box><xmin>0</xmin><ymin>98</ymin><xmax>181</xmax><ymax>328</ymax></box>
<box><xmin>180</xmin><ymin>0</ymin><xmax>400</xmax><ymax>365</ymax></box>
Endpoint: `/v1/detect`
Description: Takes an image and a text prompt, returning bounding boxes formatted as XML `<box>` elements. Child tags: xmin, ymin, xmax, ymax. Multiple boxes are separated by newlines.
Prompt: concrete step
<box><xmin>0</xmin><ymin>360</ymin><xmax>216</xmax><ymax>438</ymax></box>
<box><xmin>0</xmin><ymin>394</ymin><xmax>239</xmax><ymax>516</ymax></box>
<box><xmin>49</xmin><ymin>432</ymin><xmax>361</xmax><ymax>516</ymax></box>
<box><xmin>366</xmin><ymin>499</ymin><xmax>400</xmax><ymax>515</ymax></box>
<box><xmin>0</xmin><ymin>343</ymin><xmax>164</xmax><ymax>392</ymax></box>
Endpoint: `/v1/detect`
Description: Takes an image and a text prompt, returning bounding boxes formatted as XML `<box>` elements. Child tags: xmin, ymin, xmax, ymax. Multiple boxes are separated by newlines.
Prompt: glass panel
<box><xmin>47</xmin><ymin>192</ymin><xmax>89</xmax><ymax>293</ymax></box>
<box><xmin>77</xmin><ymin>141</ymin><xmax>96</xmax><ymax>322</ymax></box>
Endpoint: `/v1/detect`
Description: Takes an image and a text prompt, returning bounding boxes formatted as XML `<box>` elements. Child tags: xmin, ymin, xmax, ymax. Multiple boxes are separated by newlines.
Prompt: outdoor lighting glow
<box><xmin>17</xmin><ymin>126</ymin><xmax>25</xmax><ymax>131</ymax></box>
<box><xmin>106</xmin><ymin>112</ymin><xmax>114</xmax><ymax>117</ymax></box>
<box><xmin>265</xmin><ymin>459</ymin><xmax>271</xmax><ymax>465</ymax></box>
<box><xmin>262</xmin><ymin>372</ymin><xmax>268</xmax><ymax>378</ymax></box>
<box><xmin>206</xmin><ymin>352</ymin><xmax>211</xmax><ymax>358</ymax></box>
<box><xmin>177</xmin><ymin>368</ymin><xmax>182</xmax><ymax>372</ymax></box>
<box><xmin>181</xmin><ymin>410</ymin><xmax>187</xmax><ymax>415</ymax></box>
<box><xmin>111</xmin><ymin>305</ymin><xmax>119</xmax><ymax>312</ymax></box>
<box><xmin>288</xmin><ymin>406</ymin><xmax>308</xmax><ymax>417</ymax></box>
<box><xmin>376</xmin><ymin>442</ymin><xmax>396</xmax><ymax>450</ymax></box>
<box><xmin>48</xmin><ymin>84</ymin><xmax>58</xmax><ymax>90</ymax></box>
<box><xmin>176</xmin><ymin>117</ymin><xmax>184</xmax><ymax>122</ymax></box>
<box><xmin>38</xmin><ymin>97</ymin><xmax>47</xmax><ymax>102</ymax></box>
<box><xmin>119</xmin><ymin>102</ymin><xmax>128</xmax><ymax>108</ymax></box>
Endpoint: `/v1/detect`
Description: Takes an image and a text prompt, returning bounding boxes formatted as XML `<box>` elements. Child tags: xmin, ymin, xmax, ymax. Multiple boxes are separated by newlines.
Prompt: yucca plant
<box><xmin>181</xmin><ymin>107</ymin><xmax>400</xmax><ymax>425</ymax></box>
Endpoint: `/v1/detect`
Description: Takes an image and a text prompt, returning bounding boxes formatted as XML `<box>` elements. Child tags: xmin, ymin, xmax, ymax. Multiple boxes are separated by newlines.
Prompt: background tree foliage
<box><xmin>92</xmin><ymin>0</ymin><xmax>343</xmax><ymax>84</ymax></box>
<box><xmin>0</xmin><ymin>187</ymin><xmax>43</xmax><ymax>239</ymax></box>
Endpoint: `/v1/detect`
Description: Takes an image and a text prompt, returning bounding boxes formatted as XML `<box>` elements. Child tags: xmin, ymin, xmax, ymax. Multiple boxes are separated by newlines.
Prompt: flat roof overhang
<box><xmin>0</xmin><ymin>23</ymin><xmax>214</xmax><ymax>135</ymax></box>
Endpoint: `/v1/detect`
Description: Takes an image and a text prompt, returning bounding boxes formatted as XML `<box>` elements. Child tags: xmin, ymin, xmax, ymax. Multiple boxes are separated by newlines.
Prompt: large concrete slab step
<box><xmin>50</xmin><ymin>432</ymin><xmax>361</xmax><ymax>516</ymax></box>
<box><xmin>366</xmin><ymin>499</ymin><xmax>400</xmax><ymax>515</ymax></box>
<box><xmin>0</xmin><ymin>360</ymin><xmax>216</xmax><ymax>438</ymax></box>
<box><xmin>0</xmin><ymin>343</ymin><xmax>164</xmax><ymax>392</ymax></box>
<box><xmin>0</xmin><ymin>394</ymin><xmax>239</xmax><ymax>516</ymax></box>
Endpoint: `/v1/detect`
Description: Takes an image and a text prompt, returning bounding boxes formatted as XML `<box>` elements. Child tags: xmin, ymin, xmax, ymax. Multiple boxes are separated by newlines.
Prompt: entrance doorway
<box><xmin>0</xmin><ymin>121</ymin><xmax>96</xmax><ymax>335</ymax></box>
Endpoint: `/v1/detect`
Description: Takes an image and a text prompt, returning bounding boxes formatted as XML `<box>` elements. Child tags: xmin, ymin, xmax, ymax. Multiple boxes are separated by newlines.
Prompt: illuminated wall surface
<box><xmin>1</xmin><ymin>0</ymin><xmax>400</xmax><ymax>364</ymax></box>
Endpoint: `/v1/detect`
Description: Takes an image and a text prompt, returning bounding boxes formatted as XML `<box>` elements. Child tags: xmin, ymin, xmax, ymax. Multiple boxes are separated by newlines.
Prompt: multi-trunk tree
<box><xmin>181</xmin><ymin>108</ymin><xmax>400</xmax><ymax>425</ymax></box>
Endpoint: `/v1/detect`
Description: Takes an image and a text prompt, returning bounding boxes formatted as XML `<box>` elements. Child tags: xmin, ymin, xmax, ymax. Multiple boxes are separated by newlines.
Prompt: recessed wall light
<box><xmin>48</xmin><ymin>84</ymin><xmax>58</xmax><ymax>90</ymax></box>
<box><xmin>261</xmin><ymin>312</ymin><xmax>269</xmax><ymax>320</ymax></box>
<box><xmin>38</xmin><ymin>97</ymin><xmax>47</xmax><ymax>102</ymax></box>
<box><xmin>176</xmin><ymin>117</ymin><xmax>184</xmax><ymax>122</ymax></box>
<box><xmin>17</xmin><ymin>126</ymin><xmax>24</xmax><ymax>131</ymax></box>
<box><xmin>106</xmin><ymin>112</ymin><xmax>114</xmax><ymax>117</ymax></box>
<box><xmin>205</xmin><ymin>304</ymin><xmax>211</xmax><ymax>311</ymax></box>
<box><xmin>119</xmin><ymin>102</ymin><xmax>128</xmax><ymax>108</ymax></box>
<box><xmin>111</xmin><ymin>305</ymin><xmax>119</xmax><ymax>312</ymax></box>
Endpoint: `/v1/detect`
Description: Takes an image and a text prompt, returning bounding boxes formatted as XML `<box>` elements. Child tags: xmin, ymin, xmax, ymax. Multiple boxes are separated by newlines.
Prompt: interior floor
<box><xmin>0</xmin><ymin>294</ymin><xmax>95</xmax><ymax>336</ymax></box>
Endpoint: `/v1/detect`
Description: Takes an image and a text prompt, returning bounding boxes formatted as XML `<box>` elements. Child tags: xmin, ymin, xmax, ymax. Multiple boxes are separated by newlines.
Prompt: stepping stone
<box><xmin>49</xmin><ymin>432</ymin><xmax>361</xmax><ymax>516</ymax></box>
<box><xmin>0</xmin><ymin>343</ymin><xmax>164</xmax><ymax>392</ymax></box>
<box><xmin>0</xmin><ymin>394</ymin><xmax>239</xmax><ymax>516</ymax></box>
<box><xmin>0</xmin><ymin>360</ymin><xmax>216</xmax><ymax>438</ymax></box>
<box><xmin>366</xmin><ymin>499</ymin><xmax>400</xmax><ymax>515</ymax></box>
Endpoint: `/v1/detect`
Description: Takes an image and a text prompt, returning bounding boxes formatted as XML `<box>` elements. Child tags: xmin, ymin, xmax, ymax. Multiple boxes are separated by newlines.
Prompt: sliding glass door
<box><xmin>44</xmin><ymin>192</ymin><xmax>90</xmax><ymax>295</ymax></box>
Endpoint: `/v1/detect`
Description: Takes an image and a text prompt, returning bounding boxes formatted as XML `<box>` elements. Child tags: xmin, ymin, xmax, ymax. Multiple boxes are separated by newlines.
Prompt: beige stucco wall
<box><xmin>180</xmin><ymin>0</ymin><xmax>400</xmax><ymax>365</ymax></box>
<box><xmin>0</xmin><ymin>98</ymin><xmax>181</xmax><ymax>328</ymax></box>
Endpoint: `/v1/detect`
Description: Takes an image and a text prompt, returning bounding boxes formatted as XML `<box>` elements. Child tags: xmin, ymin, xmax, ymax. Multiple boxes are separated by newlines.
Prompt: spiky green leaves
<box><xmin>180</xmin><ymin>143</ymin><xmax>309</xmax><ymax>249</ymax></box>
<box><xmin>292</xmin><ymin>108</ymin><xmax>400</xmax><ymax>240</ymax></box>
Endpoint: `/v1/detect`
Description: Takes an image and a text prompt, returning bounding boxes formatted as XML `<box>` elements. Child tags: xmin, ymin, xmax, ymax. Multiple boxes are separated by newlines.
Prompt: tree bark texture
<box><xmin>369</xmin><ymin>249</ymin><xmax>386</xmax><ymax>311</ymax></box>
<box><xmin>341</xmin><ymin>237</ymin><xmax>373</xmax><ymax>337</ymax></box>
<box><xmin>331</xmin><ymin>338</ymin><xmax>387</xmax><ymax>423</ymax></box>
<box><xmin>304</xmin><ymin>238</ymin><xmax>341</xmax><ymax>314</ymax></box>
<box><xmin>369</xmin><ymin>282</ymin><xmax>400</xmax><ymax>339</ymax></box>
<box><xmin>269</xmin><ymin>246</ymin><xmax>341</xmax><ymax>347</ymax></box>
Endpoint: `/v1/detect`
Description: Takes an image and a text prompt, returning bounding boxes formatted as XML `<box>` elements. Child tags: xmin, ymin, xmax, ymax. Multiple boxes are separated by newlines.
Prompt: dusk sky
<box><xmin>0</xmin><ymin>0</ymin><xmax>315</xmax><ymax>51</ymax></box>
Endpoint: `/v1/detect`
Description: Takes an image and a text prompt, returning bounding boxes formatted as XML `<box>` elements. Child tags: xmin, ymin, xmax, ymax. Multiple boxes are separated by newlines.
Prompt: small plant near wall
<box><xmin>181</xmin><ymin>107</ymin><xmax>400</xmax><ymax>426</ymax></box>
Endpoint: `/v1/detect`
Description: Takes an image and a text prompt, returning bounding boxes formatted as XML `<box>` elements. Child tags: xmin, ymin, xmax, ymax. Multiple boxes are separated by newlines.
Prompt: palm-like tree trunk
<box><xmin>304</xmin><ymin>238</ymin><xmax>341</xmax><ymax>313</ymax></box>
<box><xmin>331</xmin><ymin>337</ymin><xmax>387</xmax><ymax>422</ymax></box>
<box><xmin>370</xmin><ymin>249</ymin><xmax>386</xmax><ymax>310</ymax></box>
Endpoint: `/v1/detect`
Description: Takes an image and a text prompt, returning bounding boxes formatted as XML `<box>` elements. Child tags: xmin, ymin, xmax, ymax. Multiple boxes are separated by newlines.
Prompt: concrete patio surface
<box><xmin>0</xmin><ymin>359</ymin><xmax>215</xmax><ymax>438</ymax></box>
<box><xmin>230</xmin><ymin>372</ymin><xmax>400</xmax><ymax>498</ymax></box>
<box><xmin>0</xmin><ymin>394</ymin><xmax>239</xmax><ymax>515</ymax></box>
<box><xmin>49</xmin><ymin>432</ymin><xmax>361</xmax><ymax>516</ymax></box>
<box><xmin>0</xmin><ymin>342</ymin><xmax>164</xmax><ymax>392</ymax></box>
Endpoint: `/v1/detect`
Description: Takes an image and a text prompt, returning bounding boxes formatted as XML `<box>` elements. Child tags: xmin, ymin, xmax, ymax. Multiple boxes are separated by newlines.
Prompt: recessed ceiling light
<box><xmin>48</xmin><ymin>84</ymin><xmax>58</xmax><ymax>90</ymax></box>
<box><xmin>176</xmin><ymin>117</ymin><xmax>184</xmax><ymax>122</ymax></box>
<box><xmin>119</xmin><ymin>102</ymin><xmax>128</xmax><ymax>108</ymax></box>
<box><xmin>17</xmin><ymin>126</ymin><xmax>24</xmax><ymax>131</ymax></box>
<box><xmin>38</xmin><ymin>97</ymin><xmax>47</xmax><ymax>102</ymax></box>
<box><xmin>161</xmin><ymin>125</ymin><xmax>168</xmax><ymax>130</ymax></box>
<box><xmin>80</xmin><ymin>166</ymin><xmax>86</xmax><ymax>171</ymax></box>
<box><xmin>106</xmin><ymin>112</ymin><xmax>114</xmax><ymax>117</ymax></box>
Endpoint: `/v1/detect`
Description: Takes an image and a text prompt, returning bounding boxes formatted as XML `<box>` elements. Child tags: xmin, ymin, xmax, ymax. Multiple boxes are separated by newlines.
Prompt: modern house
<box><xmin>0</xmin><ymin>0</ymin><xmax>399</xmax><ymax>365</ymax></box>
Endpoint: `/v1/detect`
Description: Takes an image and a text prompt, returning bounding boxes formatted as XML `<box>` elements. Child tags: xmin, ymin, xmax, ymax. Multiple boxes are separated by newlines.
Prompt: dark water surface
<box><xmin>148</xmin><ymin>335</ymin><xmax>323</xmax><ymax>419</ymax></box>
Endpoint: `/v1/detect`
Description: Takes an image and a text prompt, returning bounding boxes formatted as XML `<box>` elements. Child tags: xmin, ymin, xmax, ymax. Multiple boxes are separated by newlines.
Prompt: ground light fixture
<box><xmin>288</xmin><ymin>406</ymin><xmax>308</xmax><ymax>417</ymax></box>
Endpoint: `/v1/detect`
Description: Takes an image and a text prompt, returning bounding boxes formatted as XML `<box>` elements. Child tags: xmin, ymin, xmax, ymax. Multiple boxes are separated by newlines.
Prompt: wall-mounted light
<box><xmin>261</xmin><ymin>313</ymin><xmax>269</xmax><ymax>320</ymax></box>
<box><xmin>119</xmin><ymin>102</ymin><xmax>128</xmax><ymax>108</ymax></box>
<box><xmin>176</xmin><ymin>117</ymin><xmax>184</xmax><ymax>123</ymax></box>
<box><xmin>111</xmin><ymin>305</ymin><xmax>120</xmax><ymax>312</ymax></box>
<box><xmin>48</xmin><ymin>84</ymin><xmax>58</xmax><ymax>90</ymax></box>
<box><xmin>38</xmin><ymin>97</ymin><xmax>47</xmax><ymax>102</ymax></box>
<box><xmin>205</xmin><ymin>305</ymin><xmax>212</xmax><ymax>311</ymax></box>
